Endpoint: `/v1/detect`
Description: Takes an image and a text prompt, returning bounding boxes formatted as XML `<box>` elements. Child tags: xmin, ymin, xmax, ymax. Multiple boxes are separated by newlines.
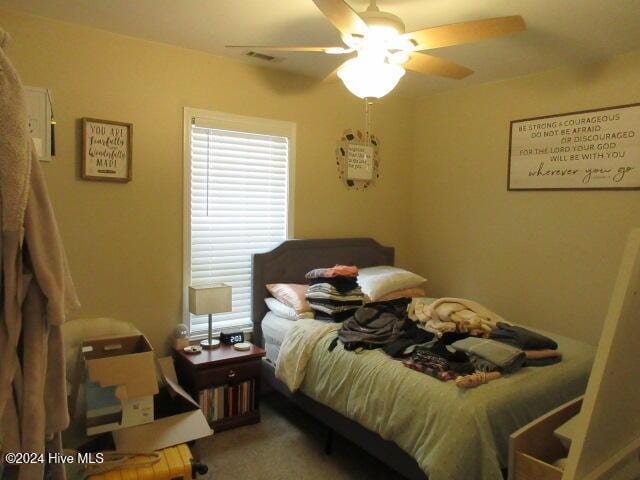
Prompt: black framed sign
<box><xmin>82</xmin><ymin>118</ymin><xmax>132</xmax><ymax>182</ymax></box>
<box><xmin>508</xmin><ymin>103</ymin><xmax>640</xmax><ymax>191</ymax></box>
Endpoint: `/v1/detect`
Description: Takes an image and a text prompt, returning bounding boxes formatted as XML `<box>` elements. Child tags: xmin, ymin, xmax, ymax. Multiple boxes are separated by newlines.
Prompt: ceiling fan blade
<box><xmin>400</xmin><ymin>15</ymin><xmax>526</xmax><ymax>51</ymax></box>
<box><xmin>322</xmin><ymin>61</ymin><xmax>346</xmax><ymax>83</ymax></box>
<box><xmin>312</xmin><ymin>0</ymin><xmax>368</xmax><ymax>37</ymax></box>
<box><xmin>403</xmin><ymin>53</ymin><xmax>473</xmax><ymax>79</ymax></box>
<box><xmin>225</xmin><ymin>45</ymin><xmax>345</xmax><ymax>52</ymax></box>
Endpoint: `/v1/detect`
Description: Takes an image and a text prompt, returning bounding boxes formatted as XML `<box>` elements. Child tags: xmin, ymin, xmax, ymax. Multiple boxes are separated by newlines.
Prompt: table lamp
<box><xmin>188</xmin><ymin>283</ymin><xmax>232</xmax><ymax>349</ymax></box>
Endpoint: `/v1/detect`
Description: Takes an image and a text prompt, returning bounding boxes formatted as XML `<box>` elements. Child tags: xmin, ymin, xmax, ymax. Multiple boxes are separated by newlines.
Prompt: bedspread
<box><xmin>276</xmin><ymin>319</ymin><xmax>594</xmax><ymax>480</ymax></box>
<box><xmin>276</xmin><ymin>319</ymin><xmax>341</xmax><ymax>391</ymax></box>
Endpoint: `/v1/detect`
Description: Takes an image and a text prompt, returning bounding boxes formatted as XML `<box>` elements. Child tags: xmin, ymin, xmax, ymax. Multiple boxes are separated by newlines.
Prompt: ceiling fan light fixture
<box><xmin>365</xmin><ymin>24</ymin><xmax>401</xmax><ymax>43</ymax></box>
<box><xmin>359</xmin><ymin>6</ymin><xmax>405</xmax><ymax>38</ymax></box>
<box><xmin>390</xmin><ymin>37</ymin><xmax>418</xmax><ymax>52</ymax></box>
<box><xmin>341</xmin><ymin>33</ymin><xmax>363</xmax><ymax>49</ymax></box>
<box><xmin>388</xmin><ymin>51</ymin><xmax>410</xmax><ymax>65</ymax></box>
<box><xmin>337</xmin><ymin>57</ymin><xmax>405</xmax><ymax>99</ymax></box>
<box><xmin>227</xmin><ymin>2</ymin><xmax>526</xmax><ymax>96</ymax></box>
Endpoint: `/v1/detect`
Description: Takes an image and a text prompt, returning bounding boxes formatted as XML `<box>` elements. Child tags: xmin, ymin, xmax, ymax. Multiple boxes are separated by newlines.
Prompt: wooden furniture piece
<box><xmin>509</xmin><ymin>397</ymin><xmax>583</xmax><ymax>480</ymax></box>
<box><xmin>173</xmin><ymin>343</ymin><xmax>266</xmax><ymax>432</ymax></box>
<box><xmin>563</xmin><ymin>228</ymin><xmax>640</xmax><ymax>480</ymax></box>
<box><xmin>252</xmin><ymin>237</ymin><xmax>428</xmax><ymax>480</ymax></box>
<box><xmin>252</xmin><ymin>237</ymin><xmax>594</xmax><ymax>480</ymax></box>
<box><xmin>510</xmin><ymin>229</ymin><xmax>640</xmax><ymax>480</ymax></box>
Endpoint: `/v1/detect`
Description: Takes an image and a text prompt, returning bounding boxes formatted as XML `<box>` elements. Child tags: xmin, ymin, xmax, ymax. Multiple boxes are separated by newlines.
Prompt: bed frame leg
<box><xmin>324</xmin><ymin>427</ymin><xmax>334</xmax><ymax>455</ymax></box>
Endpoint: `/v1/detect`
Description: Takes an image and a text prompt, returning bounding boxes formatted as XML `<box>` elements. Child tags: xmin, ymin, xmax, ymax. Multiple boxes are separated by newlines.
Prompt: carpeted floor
<box><xmin>194</xmin><ymin>393</ymin><xmax>404</xmax><ymax>480</ymax></box>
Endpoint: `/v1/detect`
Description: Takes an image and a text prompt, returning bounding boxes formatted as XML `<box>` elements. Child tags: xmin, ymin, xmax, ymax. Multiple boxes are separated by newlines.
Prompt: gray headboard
<box><xmin>251</xmin><ymin>238</ymin><xmax>394</xmax><ymax>347</ymax></box>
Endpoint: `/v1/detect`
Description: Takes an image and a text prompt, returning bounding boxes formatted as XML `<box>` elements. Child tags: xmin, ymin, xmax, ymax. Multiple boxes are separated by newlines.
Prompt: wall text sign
<box><xmin>508</xmin><ymin>104</ymin><xmax>640</xmax><ymax>190</ymax></box>
<box><xmin>82</xmin><ymin>118</ymin><xmax>132</xmax><ymax>182</ymax></box>
<box><xmin>346</xmin><ymin>144</ymin><xmax>374</xmax><ymax>181</ymax></box>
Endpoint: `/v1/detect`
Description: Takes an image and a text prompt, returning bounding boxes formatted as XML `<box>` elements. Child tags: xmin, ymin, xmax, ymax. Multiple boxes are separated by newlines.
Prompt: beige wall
<box><xmin>410</xmin><ymin>51</ymin><xmax>640</xmax><ymax>345</ymax></box>
<box><xmin>4</xmin><ymin>7</ymin><xmax>637</xmax><ymax>350</ymax></box>
<box><xmin>1</xmin><ymin>9</ymin><xmax>415</xmax><ymax>351</ymax></box>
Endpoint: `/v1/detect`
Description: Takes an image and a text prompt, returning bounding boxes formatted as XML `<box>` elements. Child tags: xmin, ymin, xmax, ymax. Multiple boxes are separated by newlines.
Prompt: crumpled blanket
<box><xmin>275</xmin><ymin>319</ymin><xmax>341</xmax><ymax>391</ymax></box>
<box><xmin>410</xmin><ymin>297</ymin><xmax>506</xmax><ymax>337</ymax></box>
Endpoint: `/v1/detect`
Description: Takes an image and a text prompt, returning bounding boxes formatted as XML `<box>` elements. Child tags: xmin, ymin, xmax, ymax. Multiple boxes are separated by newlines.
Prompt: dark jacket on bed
<box><xmin>333</xmin><ymin>298</ymin><xmax>433</xmax><ymax>354</ymax></box>
<box><xmin>490</xmin><ymin>322</ymin><xmax>558</xmax><ymax>350</ymax></box>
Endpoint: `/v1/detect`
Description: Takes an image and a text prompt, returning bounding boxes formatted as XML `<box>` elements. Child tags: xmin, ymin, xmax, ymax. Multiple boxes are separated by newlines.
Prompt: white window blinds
<box><xmin>188</xmin><ymin>122</ymin><xmax>289</xmax><ymax>335</ymax></box>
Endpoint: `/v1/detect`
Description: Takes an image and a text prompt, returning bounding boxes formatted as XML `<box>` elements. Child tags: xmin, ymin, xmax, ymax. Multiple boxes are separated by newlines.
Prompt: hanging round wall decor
<box><xmin>335</xmin><ymin>128</ymin><xmax>380</xmax><ymax>191</ymax></box>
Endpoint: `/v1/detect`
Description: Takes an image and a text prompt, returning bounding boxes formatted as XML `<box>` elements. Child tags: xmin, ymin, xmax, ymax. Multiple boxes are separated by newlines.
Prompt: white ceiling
<box><xmin>2</xmin><ymin>0</ymin><xmax>640</xmax><ymax>96</ymax></box>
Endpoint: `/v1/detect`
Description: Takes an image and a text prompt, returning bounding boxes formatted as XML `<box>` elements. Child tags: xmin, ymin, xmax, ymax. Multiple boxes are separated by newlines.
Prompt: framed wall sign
<box><xmin>346</xmin><ymin>144</ymin><xmax>374</xmax><ymax>181</ymax></box>
<box><xmin>336</xmin><ymin>128</ymin><xmax>380</xmax><ymax>190</ymax></box>
<box><xmin>82</xmin><ymin>118</ymin><xmax>132</xmax><ymax>182</ymax></box>
<box><xmin>508</xmin><ymin>103</ymin><xmax>640</xmax><ymax>191</ymax></box>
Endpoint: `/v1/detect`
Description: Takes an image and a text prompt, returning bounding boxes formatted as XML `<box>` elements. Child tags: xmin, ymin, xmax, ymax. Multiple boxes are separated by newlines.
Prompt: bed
<box><xmin>252</xmin><ymin>238</ymin><xmax>595</xmax><ymax>480</ymax></box>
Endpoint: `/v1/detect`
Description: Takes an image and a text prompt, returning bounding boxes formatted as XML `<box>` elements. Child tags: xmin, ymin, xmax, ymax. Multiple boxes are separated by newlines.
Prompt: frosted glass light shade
<box><xmin>337</xmin><ymin>58</ymin><xmax>405</xmax><ymax>99</ymax></box>
<box><xmin>188</xmin><ymin>283</ymin><xmax>232</xmax><ymax>315</ymax></box>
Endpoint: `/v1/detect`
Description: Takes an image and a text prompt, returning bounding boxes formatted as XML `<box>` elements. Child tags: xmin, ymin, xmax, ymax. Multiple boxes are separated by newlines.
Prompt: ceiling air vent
<box><xmin>245</xmin><ymin>51</ymin><xmax>278</xmax><ymax>62</ymax></box>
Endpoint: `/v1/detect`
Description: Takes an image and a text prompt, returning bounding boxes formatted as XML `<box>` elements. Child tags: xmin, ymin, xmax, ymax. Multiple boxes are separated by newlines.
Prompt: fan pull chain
<box><xmin>206</xmin><ymin>129</ymin><xmax>211</xmax><ymax>217</ymax></box>
<box><xmin>364</xmin><ymin>98</ymin><xmax>373</xmax><ymax>147</ymax></box>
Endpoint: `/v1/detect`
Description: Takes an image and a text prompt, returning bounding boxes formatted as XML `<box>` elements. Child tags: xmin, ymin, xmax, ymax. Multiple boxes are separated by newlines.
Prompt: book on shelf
<box><xmin>198</xmin><ymin>379</ymin><xmax>255</xmax><ymax>423</ymax></box>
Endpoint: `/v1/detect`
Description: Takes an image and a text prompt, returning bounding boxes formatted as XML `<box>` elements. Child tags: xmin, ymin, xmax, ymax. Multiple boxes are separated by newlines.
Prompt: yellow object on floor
<box><xmin>88</xmin><ymin>444</ymin><xmax>207</xmax><ymax>480</ymax></box>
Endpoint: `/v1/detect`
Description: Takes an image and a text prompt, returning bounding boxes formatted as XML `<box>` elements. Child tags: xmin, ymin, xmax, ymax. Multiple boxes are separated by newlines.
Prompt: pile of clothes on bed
<box><xmin>333</xmin><ymin>296</ymin><xmax>563</xmax><ymax>389</ymax></box>
<box><xmin>304</xmin><ymin>265</ymin><xmax>365</xmax><ymax>321</ymax></box>
<box><xmin>265</xmin><ymin>263</ymin><xmax>562</xmax><ymax>389</ymax></box>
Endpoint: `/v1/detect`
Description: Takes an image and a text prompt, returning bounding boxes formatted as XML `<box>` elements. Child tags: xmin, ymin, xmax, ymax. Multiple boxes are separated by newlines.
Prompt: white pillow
<box><xmin>265</xmin><ymin>297</ymin><xmax>314</xmax><ymax>321</ymax></box>
<box><xmin>358</xmin><ymin>266</ymin><xmax>427</xmax><ymax>301</ymax></box>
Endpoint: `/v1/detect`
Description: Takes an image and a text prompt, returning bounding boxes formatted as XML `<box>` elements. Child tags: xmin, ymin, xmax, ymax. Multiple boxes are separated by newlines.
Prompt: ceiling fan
<box><xmin>226</xmin><ymin>0</ymin><xmax>526</xmax><ymax>99</ymax></box>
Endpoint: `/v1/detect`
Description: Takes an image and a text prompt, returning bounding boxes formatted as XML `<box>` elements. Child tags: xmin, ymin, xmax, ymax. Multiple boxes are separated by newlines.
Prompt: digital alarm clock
<box><xmin>220</xmin><ymin>331</ymin><xmax>245</xmax><ymax>345</ymax></box>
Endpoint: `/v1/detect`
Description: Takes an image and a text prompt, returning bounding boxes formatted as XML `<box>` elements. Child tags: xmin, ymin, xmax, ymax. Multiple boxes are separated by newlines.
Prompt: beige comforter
<box><xmin>276</xmin><ymin>319</ymin><xmax>594</xmax><ymax>480</ymax></box>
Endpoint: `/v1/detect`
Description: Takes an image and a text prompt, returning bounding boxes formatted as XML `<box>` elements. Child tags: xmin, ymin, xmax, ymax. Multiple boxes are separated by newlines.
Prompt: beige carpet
<box><xmin>194</xmin><ymin>393</ymin><xmax>404</xmax><ymax>480</ymax></box>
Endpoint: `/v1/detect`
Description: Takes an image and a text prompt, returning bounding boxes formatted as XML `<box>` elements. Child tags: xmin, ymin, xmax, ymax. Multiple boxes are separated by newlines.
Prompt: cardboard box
<box><xmin>81</xmin><ymin>335</ymin><xmax>158</xmax><ymax>435</ymax></box>
<box><xmin>112</xmin><ymin>357</ymin><xmax>213</xmax><ymax>451</ymax></box>
<box><xmin>85</xmin><ymin>382</ymin><xmax>154</xmax><ymax>436</ymax></box>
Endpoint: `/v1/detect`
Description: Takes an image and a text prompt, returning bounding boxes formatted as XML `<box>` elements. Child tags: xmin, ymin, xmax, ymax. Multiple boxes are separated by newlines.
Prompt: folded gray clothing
<box><xmin>469</xmin><ymin>356</ymin><xmax>499</xmax><ymax>372</ymax></box>
<box><xmin>308</xmin><ymin>298</ymin><xmax>363</xmax><ymax>307</ymax></box>
<box><xmin>452</xmin><ymin>337</ymin><xmax>526</xmax><ymax>373</ymax></box>
<box><xmin>309</xmin><ymin>303</ymin><xmax>359</xmax><ymax>315</ymax></box>
<box><xmin>305</xmin><ymin>267</ymin><xmax>330</xmax><ymax>279</ymax></box>
<box><xmin>306</xmin><ymin>292</ymin><xmax>365</xmax><ymax>302</ymax></box>
<box><xmin>307</xmin><ymin>283</ymin><xmax>364</xmax><ymax>304</ymax></box>
<box><xmin>307</xmin><ymin>283</ymin><xmax>363</xmax><ymax>296</ymax></box>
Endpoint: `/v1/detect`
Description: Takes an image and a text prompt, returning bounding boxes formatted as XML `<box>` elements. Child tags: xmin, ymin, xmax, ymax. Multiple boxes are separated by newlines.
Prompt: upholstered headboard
<box><xmin>251</xmin><ymin>238</ymin><xmax>394</xmax><ymax>347</ymax></box>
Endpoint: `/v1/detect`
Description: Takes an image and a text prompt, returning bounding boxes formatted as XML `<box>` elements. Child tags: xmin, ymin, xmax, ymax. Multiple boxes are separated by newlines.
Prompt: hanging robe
<box><xmin>0</xmin><ymin>27</ymin><xmax>80</xmax><ymax>480</ymax></box>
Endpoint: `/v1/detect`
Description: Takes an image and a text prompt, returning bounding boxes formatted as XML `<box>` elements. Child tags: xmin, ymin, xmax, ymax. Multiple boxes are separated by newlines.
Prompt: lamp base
<box><xmin>200</xmin><ymin>338</ymin><xmax>220</xmax><ymax>350</ymax></box>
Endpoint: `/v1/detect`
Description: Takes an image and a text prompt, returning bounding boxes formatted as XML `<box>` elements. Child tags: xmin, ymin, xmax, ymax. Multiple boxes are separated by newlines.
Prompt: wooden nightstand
<box><xmin>173</xmin><ymin>343</ymin><xmax>266</xmax><ymax>432</ymax></box>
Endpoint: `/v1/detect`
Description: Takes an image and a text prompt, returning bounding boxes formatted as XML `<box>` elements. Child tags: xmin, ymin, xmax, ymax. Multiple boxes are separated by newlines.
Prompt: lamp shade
<box><xmin>337</xmin><ymin>58</ymin><xmax>405</xmax><ymax>99</ymax></box>
<box><xmin>188</xmin><ymin>283</ymin><xmax>232</xmax><ymax>315</ymax></box>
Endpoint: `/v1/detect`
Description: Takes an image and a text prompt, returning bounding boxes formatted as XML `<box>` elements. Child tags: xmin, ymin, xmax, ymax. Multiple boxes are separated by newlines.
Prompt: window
<box><xmin>184</xmin><ymin>109</ymin><xmax>295</xmax><ymax>337</ymax></box>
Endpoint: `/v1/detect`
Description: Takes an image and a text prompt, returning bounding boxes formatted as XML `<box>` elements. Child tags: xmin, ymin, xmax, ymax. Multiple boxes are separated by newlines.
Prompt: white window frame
<box><xmin>183</xmin><ymin>107</ymin><xmax>296</xmax><ymax>338</ymax></box>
